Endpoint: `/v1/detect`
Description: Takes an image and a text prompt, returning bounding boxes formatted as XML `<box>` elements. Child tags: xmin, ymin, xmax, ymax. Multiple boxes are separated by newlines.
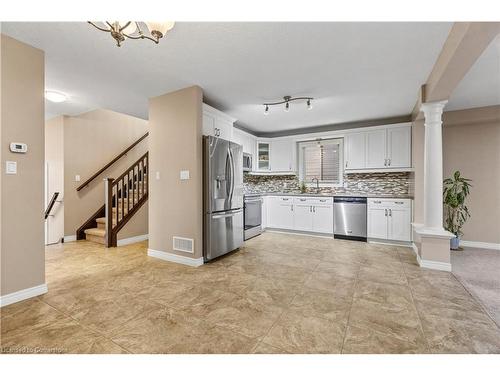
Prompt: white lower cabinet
<box><xmin>267</xmin><ymin>197</ymin><xmax>294</xmax><ymax>230</ymax></box>
<box><xmin>293</xmin><ymin>203</ymin><xmax>314</xmax><ymax>231</ymax></box>
<box><xmin>267</xmin><ymin>196</ymin><xmax>333</xmax><ymax>234</ymax></box>
<box><xmin>367</xmin><ymin>199</ymin><xmax>411</xmax><ymax>241</ymax></box>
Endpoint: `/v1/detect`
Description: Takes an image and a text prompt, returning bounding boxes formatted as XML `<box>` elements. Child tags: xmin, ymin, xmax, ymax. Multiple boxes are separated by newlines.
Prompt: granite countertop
<box><xmin>244</xmin><ymin>192</ymin><xmax>413</xmax><ymax>199</ymax></box>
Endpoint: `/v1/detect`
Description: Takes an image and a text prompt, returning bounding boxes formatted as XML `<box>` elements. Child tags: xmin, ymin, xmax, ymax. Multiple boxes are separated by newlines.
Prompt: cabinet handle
<box><xmin>388</xmin><ymin>159</ymin><xmax>391</xmax><ymax>166</ymax></box>
<box><xmin>385</xmin><ymin>209</ymin><xmax>388</xmax><ymax>217</ymax></box>
<box><xmin>291</xmin><ymin>205</ymin><xmax>294</xmax><ymax>212</ymax></box>
<box><xmin>373</xmin><ymin>200</ymin><xmax>381</xmax><ymax>204</ymax></box>
<box><xmin>345</xmin><ymin>161</ymin><xmax>348</xmax><ymax>168</ymax></box>
<box><xmin>395</xmin><ymin>201</ymin><xmax>404</xmax><ymax>205</ymax></box>
<box><xmin>313</xmin><ymin>206</ymin><xmax>316</xmax><ymax>213</ymax></box>
<box><xmin>384</xmin><ymin>159</ymin><xmax>387</xmax><ymax>166</ymax></box>
<box><xmin>389</xmin><ymin>209</ymin><xmax>392</xmax><ymax>217</ymax></box>
<box><xmin>309</xmin><ymin>206</ymin><xmax>312</xmax><ymax>212</ymax></box>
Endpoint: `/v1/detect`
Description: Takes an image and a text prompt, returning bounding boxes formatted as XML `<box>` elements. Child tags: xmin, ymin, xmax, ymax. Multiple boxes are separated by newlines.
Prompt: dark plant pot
<box><xmin>450</xmin><ymin>235</ymin><xmax>460</xmax><ymax>250</ymax></box>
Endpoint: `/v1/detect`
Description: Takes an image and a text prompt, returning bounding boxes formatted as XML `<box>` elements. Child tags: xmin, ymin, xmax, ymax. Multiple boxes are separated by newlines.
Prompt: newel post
<box><xmin>105</xmin><ymin>178</ymin><xmax>115</xmax><ymax>247</ymax></box>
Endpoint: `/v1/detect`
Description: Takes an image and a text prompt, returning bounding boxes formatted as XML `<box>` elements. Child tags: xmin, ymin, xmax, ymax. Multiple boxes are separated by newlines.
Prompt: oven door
<box><xmin>244</xmin><ymin>198</ymin><xmax>262</xmax><ymax>239</ymax></box>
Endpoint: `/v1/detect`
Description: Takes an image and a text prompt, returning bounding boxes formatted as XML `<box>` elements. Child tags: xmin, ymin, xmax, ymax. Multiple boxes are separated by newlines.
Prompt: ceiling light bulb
<box><xmin>119</xmin><ymin>21</ymin><xmax>137</xmax><ymax>35</ymax></box>
<box><xmin>284</xmin><ymin>102</ymin><xmax>290</xmax><ymax>112</ymax></box>
<box><xmin>45</xmin><ymin>90</ymin><xmax>68</xmax><ymax>103</ymax></box>
<box><xmin>264</xmin><ymin>105</ymin><xmax>269</xmax><ymax>115</ymax></box>
<box><xmin>307</xmin><ymin>99</ymin><xmax>313</xmax><ymax>110</ymax></box>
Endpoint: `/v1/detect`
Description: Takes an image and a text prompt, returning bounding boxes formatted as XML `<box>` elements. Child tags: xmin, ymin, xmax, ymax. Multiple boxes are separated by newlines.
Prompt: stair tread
<box><xmin>84</xmin><ymin>228</ymin><xmax>106</xmax><ymax>237</ymax></box>
<box><xmin>96</xmin><ymin>217</ymin><xmax>106</xmax><ymax>224</ymax></box>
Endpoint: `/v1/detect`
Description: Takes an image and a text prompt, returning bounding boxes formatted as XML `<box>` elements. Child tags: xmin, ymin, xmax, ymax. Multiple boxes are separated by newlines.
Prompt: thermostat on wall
<box><xmin>10</xmin><ymin>142</ymin><xmax>27</xmax><ymax>153</ymax></box>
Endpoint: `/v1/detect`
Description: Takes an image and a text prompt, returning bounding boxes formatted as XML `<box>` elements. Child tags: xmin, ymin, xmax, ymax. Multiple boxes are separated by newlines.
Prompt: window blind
<box><xmin>301</xmin><ymin>139</ymin><xmax>342</xmax><ymax>184</ymax></box>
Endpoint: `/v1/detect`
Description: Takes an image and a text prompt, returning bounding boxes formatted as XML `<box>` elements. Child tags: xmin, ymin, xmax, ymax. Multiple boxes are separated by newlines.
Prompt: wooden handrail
<box><xmin>76</xmin><ymin>132</ymin><xmax>149</xmax><ymax>191</ymax></box>
<box><xmin>44</xmin><ymin>192</ymin><xmax>60</xmax><ymax>219</ymax></box>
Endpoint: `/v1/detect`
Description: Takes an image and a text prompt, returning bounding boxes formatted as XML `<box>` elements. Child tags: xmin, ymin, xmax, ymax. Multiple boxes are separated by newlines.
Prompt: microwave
<box><xmin>243</xmin><ymin>153</ymin><xmax>252</xmax><ymax>172</ymax></box>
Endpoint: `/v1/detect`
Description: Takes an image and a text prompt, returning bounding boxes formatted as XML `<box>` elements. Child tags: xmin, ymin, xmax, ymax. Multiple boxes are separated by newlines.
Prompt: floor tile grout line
<box><xmin>339</xmin><ymin>262</ymin><xmax>361</xmax><ymax>354</ymax></box>
<box><xmin>39</xmin><ymin>294</ymin><xmax>134</xmax><ymax>354</ymax></box>
<box><xmin>249</xmin><ymin>262</ymin><xmax>319</xmax><ymax>353</ymax></box>
<box><xmin>396</xmin><ymin>249</ymin><xmax>433</xmax><ymax>354</ymax></box>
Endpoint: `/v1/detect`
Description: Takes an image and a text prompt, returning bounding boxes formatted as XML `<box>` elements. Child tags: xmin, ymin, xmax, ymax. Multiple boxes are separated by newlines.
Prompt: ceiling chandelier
<box><xmin>88</xmin><ymin>21</ymin><xmax>175</xmax><ymax>47</ymax></box>
<box><xmin>263</xmin><ymin>95</ymin><xmax>313</xmax><ymax>115</ymax></box>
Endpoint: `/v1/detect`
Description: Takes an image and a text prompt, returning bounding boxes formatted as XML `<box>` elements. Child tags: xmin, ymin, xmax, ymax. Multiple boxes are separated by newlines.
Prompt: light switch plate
<box><xmin>75</xmin><ymin>175</ymin><xmax>81</xmax><ymax>182</ymax></box>
<box><xmin>155</xmin><ymin>171</ymin><xmax>160</xmax><ymax>180</ymax></box>
<box><xmin>6</xmin><ymin>161</ymin><xmax>17</xmax><ymax>174</ymax></box>
<box><xmin>180</xmin><ymin>170</ymin><xmax>190</xmax><ymax>180</ymax></box>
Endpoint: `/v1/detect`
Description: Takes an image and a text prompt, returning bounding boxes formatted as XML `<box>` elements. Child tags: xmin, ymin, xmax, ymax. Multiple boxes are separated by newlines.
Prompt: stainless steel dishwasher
<box><xmin>333</xmin><ymin>196</ymin><xmax>367</xmax><ymax>241</ymax></box>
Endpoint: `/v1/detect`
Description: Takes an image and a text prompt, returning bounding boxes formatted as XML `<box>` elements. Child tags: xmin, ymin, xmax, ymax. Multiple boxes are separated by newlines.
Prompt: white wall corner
<box><xmin>147</xmin><ymin>248</ymin><xmax>204</xmax><ymax>267</ymax></box>
<box><xmin>0</xmin><ymin>284</ymin><xmax>48</xmax><ymax>307</ymax></box>
<box><xmin>117</xmin><ymin>234</ymin><xmax>149</xmax><ymax>246</ymax></box>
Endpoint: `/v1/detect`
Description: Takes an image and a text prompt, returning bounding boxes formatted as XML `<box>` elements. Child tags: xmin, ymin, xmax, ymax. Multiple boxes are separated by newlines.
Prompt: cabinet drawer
<box><xmin>368</xmin><ymin>198</ymin><xmax>410</xmax><ymax>208</ymax></box>
<box><xmin>293</xmin><ymin>197</ymin><xmax>333</xmax><ymax>205</ymax></box>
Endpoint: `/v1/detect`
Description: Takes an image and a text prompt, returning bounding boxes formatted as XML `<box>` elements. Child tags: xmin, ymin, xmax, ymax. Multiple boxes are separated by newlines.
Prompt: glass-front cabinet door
<box><xmin>257</xmin><ymin>142</ymin><xmax>270</xmax><ymax>170</ymax></box>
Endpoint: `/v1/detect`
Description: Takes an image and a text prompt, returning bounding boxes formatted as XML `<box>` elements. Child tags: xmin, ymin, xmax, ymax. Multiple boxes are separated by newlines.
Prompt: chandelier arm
<box><xmin>118</xmin><ymin>21</ymin><xmax>132</xmax><ymax>32</ymax></box>
<box><xmin>88</xmin><ymin>21</ymin><xmax>112</xmax><ymax>33</ymax></box>
<box><xmin>124</xmin><ymin>33</ymin><xmax>159</xmax><ymax>43</ymax></box>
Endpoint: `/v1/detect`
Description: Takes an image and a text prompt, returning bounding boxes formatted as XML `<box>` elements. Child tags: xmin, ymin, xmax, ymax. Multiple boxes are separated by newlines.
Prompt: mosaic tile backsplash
<box><xmin>243</xmin><ymin>172</ymin><xmax>412</xmax><ymax>197</ymax></box>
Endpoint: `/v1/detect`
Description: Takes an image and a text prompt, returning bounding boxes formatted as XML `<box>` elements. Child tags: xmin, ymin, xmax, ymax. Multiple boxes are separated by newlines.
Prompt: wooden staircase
<box><xmin>82</xmin><ymin>152</ymin><xmax>148</xmax><ymax>247</ymax></box>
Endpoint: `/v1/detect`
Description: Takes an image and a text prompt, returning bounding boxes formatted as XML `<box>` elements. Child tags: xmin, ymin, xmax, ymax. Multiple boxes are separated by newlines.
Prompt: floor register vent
<box><xmin>173</xmin><ymin>236</ymin><xmax>194</xmax><ymax>253</ymax></box>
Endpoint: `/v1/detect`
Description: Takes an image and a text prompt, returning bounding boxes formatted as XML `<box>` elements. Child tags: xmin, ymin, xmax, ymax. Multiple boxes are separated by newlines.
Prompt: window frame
<box><xmin>298</xmin><ymin>137</ymin><xmax>344</xmax><ymax>187</ymax></box>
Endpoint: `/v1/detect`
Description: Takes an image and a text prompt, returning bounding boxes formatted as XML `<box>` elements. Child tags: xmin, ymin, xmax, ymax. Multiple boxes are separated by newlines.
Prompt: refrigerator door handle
<box><xmin>212</xmin><ymin>209</ymin><xmax>243</xmax><ymax>219</ymax></box>
<box><xmin>228</xmin><ymin>146</ymin><xmax>235</xmax><ymax>204</ymax></box>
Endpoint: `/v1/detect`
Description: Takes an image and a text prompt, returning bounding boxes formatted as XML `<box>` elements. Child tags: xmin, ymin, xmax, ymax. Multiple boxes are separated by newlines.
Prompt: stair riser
<box><xmin>86</xmin><ymin>234</ymin><xmax>106</xmax><ymax>245</ymax></box>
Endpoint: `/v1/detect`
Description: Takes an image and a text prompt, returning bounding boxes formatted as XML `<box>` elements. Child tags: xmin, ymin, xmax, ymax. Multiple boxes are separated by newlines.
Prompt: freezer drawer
<box><xmin>204</xmin><ymin>209</ymin><xmax>244</xmax><ymax>261</ymax></box>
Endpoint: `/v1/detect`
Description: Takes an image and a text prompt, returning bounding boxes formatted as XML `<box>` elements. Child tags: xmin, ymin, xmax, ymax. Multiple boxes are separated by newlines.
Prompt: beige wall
<box><xmin>442</xmin><ymin>106</ymin><xmax>500</xmax><ymax>244</ymax></box>
<box><xmin>148</xmin><ymin>86</ymin><xmax>203</xmax><ymax>259</ymax></box>
<box><xmin>1</xmin><ymin>35</ymin><xmax>45</xmax><ymax>295</ymax></box>
<box><xmin>45</xmin><ymin>116</ymin><xmax>64</xmax><ymax>243</ymax></box>
<box><xmin>60</xmin><ymin>109</ymin><xmax>149</xmax><ymax>240</ymax></box>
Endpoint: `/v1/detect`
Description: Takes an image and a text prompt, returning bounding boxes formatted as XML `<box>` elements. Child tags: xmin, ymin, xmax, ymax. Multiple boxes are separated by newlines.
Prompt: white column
<box><xmin>420</xmin><ymin>100</ymin><xmax>447</xmax><ymax>230</ymax></box>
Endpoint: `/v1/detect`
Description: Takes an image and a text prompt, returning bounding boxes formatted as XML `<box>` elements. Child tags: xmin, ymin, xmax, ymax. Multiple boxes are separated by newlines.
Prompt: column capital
<box><xmin>420</xmin><ymin>100</ymin><xmax>448</xmax><ymax>116</ymax></box>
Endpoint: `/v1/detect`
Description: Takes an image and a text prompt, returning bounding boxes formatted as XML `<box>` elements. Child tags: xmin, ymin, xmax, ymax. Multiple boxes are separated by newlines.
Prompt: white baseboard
<box><xmin>147</xmin><ymin>248</ymin><xmax>204</xmax><ymax>267</ymax></box>
<box><xmin>416</xmin><ymin>253</ymin><xmax>451</xmax><ymax>272</ymax></box>
<box><xmin>460</xmin><ymin>240</ymin><xmax>500</xmax><ymax>251</ymax></box>
<box><xmin>63</xmin><ymin>235</ymin><xmax>76</xmax><ymax>243</ymax></box>
<box><xmin>117</xmin><ymin>234</ymin><xmax>149</xmax><ymax>246</ymax></box>
<box><xmin>0</xmin><ymin>284</ymin><xmax>48</xmax><ymax>307</ymax></box>
<box><xmin>411</xmin><ymin>242</ymin><xmax>418</xmax><ymax>255</ymax></box>
<box><xmin>367</xmin><ymin>239</ymin><xmax>412</xmax><ymax>248</ymax></box>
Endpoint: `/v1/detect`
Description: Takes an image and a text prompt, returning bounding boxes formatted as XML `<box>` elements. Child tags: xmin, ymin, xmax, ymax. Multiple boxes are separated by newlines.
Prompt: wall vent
<box><xmin>172</xmin><ymin>236</ymin><xmax>194</xmax><ymax>253</ymax></box>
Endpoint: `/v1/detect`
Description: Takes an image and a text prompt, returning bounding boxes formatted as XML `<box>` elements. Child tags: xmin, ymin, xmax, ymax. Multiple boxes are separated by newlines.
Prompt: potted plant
<box><xmin>443</xmin><ymin>171</ymin><xmax>472</xmax><ymax>250</ymax></box>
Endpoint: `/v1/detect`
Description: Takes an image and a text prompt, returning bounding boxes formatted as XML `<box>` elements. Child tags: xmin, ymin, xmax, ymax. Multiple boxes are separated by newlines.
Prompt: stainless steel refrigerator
<box><xmin>203</xmin><ymin>135</ymin><xmax>244</xmax><ymax>261</ymax></box>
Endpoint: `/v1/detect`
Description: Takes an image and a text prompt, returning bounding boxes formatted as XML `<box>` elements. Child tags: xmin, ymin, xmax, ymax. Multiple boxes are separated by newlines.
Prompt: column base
<box><xmin>413</xmin><ymin>225</ymin><xmax>454</xmax><ymax>272</ymax></box>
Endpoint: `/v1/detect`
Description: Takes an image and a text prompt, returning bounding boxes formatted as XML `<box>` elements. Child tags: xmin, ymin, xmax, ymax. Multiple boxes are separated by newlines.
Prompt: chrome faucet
<box><xmin>312</xmin><ymin>177</ymin><xmax>320</xmax><ymax>192</ymax></box>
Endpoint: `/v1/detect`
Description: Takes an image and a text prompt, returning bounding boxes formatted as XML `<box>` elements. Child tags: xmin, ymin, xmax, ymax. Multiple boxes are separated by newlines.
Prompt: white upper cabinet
<box><xmin>345</xmin><ymin>124</ymin><xmax>411</xmax><ymax>171</ymax></box>
<box><xmin>270</xmin><ymin>139</ymin><xmax>295</xmax><ymax>172</ymax></box>
<box><xmin>345</xmin><ymin>132</ymin><xmax>366</xmax><ymax>170</ymax></box>
<box><xmin>366</xmin><ymin>129</ymin><xmax>387</xmax><ymax>168</ymax></box>
<box><xmin>202</xmin><ymin>104</ymin><xmax>235</xmax><ymax>141</ymax></box>
<box><xmin>387</xmin><ymin>126</ymin><xmax>411</xmax><ymax>168</ymax></box>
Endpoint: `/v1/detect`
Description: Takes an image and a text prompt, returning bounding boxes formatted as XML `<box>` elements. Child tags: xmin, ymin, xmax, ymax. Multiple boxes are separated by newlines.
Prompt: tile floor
<box><xmin>1</xmin><ymin>232</ymin><xmax>500</xmax><ymax>354</ymax></box>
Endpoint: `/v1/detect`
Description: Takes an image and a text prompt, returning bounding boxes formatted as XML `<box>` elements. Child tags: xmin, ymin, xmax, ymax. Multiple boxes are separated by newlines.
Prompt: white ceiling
<box><xmin>1</xmin><ymin>22</ymin><xmax>453</xmax><ymax>134</ymax></box>
<box><xmin>447</xmin><ymin>35</ymin><xmax>500</xmax><ymax>111</ymax></box>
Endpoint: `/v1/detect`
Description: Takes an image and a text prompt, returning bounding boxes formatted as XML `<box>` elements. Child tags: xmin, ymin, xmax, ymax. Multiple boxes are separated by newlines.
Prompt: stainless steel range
<box><xmin>203</xmin><ymin>136</ymin><xmax>244</xmax><ymax>261</ymax></box>
<box><xmin>244</xmin><ymin>194</ymin><xmax>263</xmax><ymax>240</ymax></box>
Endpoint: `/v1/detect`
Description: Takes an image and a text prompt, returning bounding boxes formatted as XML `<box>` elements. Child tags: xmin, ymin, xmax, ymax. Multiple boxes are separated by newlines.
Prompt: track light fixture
<box><xmin>263</xmin><ymin>95</ymin><xmax>314</xmax><ymax>115</ymax></box>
